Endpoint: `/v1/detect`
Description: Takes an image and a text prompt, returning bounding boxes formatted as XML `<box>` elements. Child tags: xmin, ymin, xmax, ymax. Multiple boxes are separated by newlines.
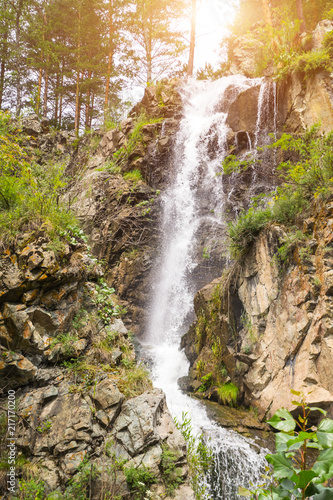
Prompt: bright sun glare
<box><xmin>194</xmin><ymin>0</ymin><xmax>237</xmax><ymax>69</ymax></box>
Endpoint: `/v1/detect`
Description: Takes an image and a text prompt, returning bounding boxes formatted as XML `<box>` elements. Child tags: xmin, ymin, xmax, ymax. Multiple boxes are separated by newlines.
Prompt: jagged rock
<box><xmin>0</xmin><ymin>350</ymin><xmax>37</xmax><ymax>389</ymax></box>
<box><xmin>89</xmin><ymin>378</ymin><xmax>124</xmax><ymax>424</ymax></box>
<box><xmin>38</xmin><ymin>459</ymin><xmax>60</xmax><ymax>492</ymax></box>
<box><xmin>63</xmin><ymin>450</ymin><xmax>88</xmax><ymax>474</ymax></box>
<box><xmin>21</xmin><ymin>114</ymin><xmax>42</xmax><ymax>136</ymax></box>
<box><xmin>0</xmin><ymin>236</ymin><xmax>101</xmax><ymax>374</ymax></box>
<box><xmin>109</xmin><ymin>318</ymin><xmax>128</xmax><ymax>335</ymax></box>
<box><xmin>124</xmin><ymin>444</ymin><xmax>163</xmax><ymax>474</ymax></box>
<box><xmin>312</xmin><ymin>19</ymin><xmax>333</xmax><ymax>50</ymax></box>
<box><xmin>184</xmin><ymin>197</ymin><xmax>333</xmax><ymax>422</ymax></box>
<box><xmin>229</xmin><ymin>32</ymin><xmax>262</xmax><ymax>78</ymax></box>
<box><xmin>112</xmin><ymin>388</ymin><xmax>186</xmax><ymax>457</ymax></box>
<box><xmin>99</xmin><ymin>129</ymin><xmax>119</xmax><ymax>157</ymax></box>
<box><xmin>277</xmin><ymin>71</ymin><xmax>333</xmax><ymax>133</ymax></box>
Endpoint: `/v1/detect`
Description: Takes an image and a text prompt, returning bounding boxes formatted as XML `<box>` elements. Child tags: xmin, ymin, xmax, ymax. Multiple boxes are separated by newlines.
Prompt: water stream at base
<box><xmin>142</xmin><ymin>76</ymin><xmax>271</xmax><ymax>499</ymax></box>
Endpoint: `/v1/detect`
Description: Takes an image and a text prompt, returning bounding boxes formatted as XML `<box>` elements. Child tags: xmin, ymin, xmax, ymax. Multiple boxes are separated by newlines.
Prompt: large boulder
<box><xmin>226</xmin><ymin>85</ymin><xmax>261</xmax><ymax>134</ymax></box>
<box><xmin>277</xmin><ymin>72</ymin><xmax>333</xmax><ymax>133</ymax></box>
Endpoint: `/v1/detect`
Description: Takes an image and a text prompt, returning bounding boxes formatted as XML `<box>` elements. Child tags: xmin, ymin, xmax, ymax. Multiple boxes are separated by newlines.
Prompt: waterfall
<box><xmin>254</xmin><ymin>80</ymin><xmax>277</xmax><ymax>152</ymax></box>
<box><xmin>143</xmin><ymin>76</ymin><xmax>269</xmax><ymax>499</ymax></box>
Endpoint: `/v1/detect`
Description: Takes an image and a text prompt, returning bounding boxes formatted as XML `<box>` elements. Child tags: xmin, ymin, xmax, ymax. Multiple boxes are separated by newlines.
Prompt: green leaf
<box><xmin>307</xmin><ymin>442</ymin><xmax>323</xmax><ymax>449</ymax></box>
<box><xmin>286</xmin><ymin>431</ymin><xmax>316</xmax><ymax>449</ymax></box>
<box><xmin>291</xmin><ymin>400</ymin><xmax>303</xmax><ymax>406</ymax></box>
<box><xmin>292</xmin><ymin>470</ymin><xmax>318</xmax><ymax>489</ymax></box>
<box><xmin>290</xmin><ymin>389</ymin><xmax>301</xmax><ymax>396</ymax></box>
<box><xmin>317</xmin><ymin>419</ymin><xmax>333</xmax><ymax>449</ymax></box>
<box><xmin>304</xmin><ymin>482</ymin><xmax>322</xmax><ymax>497</ymax></box>
<box><xmin>312</xmin><ymin>448</ymin><xmax>333</xmax><ymax>482</ymax></box>
<box><xmin>238</xmin><ymin>486</ymin><xmax>252</xmax><ymax>497</ymax></box>
<box><xmin>266</xmin><ymin>452</ymin><xmax>295</xmax><ymax>479</ymax></box>
<box><xmin>276</xmin><ymin>432</ymin><xmax>304</xmax><ymax>452</ymax></box>
<box><xmin>276</xmin><ymin>433</ymin><xmax>292</xmax><ymax>452</ymax></box>
<box><xmin>268</xmin><ymin>408</ymin><xmax>296</xmax><ymax>432</ymax></box>
<box><xmin>313</xmin><ymin>488</ymin><xmax>333</xmax><ymax>500</ymax></box>
<box><xmin>308</xmin><ymin>407</ymin><xmax>327</xmax><ymax>415</ymax></box>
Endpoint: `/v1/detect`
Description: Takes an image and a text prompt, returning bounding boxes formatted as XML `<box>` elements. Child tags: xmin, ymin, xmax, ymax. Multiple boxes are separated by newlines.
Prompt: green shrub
<box><xmin>160</xmin><ymin>445</ymin><xmax>184</xmax><ymax>496</ymax></box>
<box><xmin>228</xmin><ymin>128</ymin><xmax>333</xmax><ymax>259</ymax></box>
<box><xmin>0</xmin><ymin>111</ymin><xmax>82</xmax><ymax>250</ymax></box>
<box><xmin>14</xmin><ymin>478</ymin><xmax>46</xmax><ymax>499</ymax></box>
<box><xmin>124</xmin><ymin>465</ymin><xmax>156</xmax><ymax>500</ymax></box>
<box><xmin>198</xmin><ymin>372</ymin><xmax>213</xmax><ymax>392</ymax></box>
<box><xmin>217</xmin><ymin>382</ymin><xmax>239</xmax><ymax>407</ymax></box>
<box><xmin>116</xmin><ymin>362</ymin><xmax>152</xmax><ymax>398</ymax></box>
<box><xmin>93</xmin><ymin>279</ymin><xmax>121</xmax><ymax>325</ymax></box>
<box><xmin>36</xmin><ymin>420</ymin><xmax>52</xmax><ymax>434</ymax></box>
<box><xmin>63</xmin><ymin>459</ymin><xmax>100</xmax><ymax>500</ymax></box>
<box><xmin>323</xmin><ymin>30</ymin><xmax>333</xmax><ymax>58</ymax></box>
<box><xmin>123</xmin><ymin>169</ymin><xmax>143</xmax><ymax>182</ymax></box>
<box><xmin>111</xmin><ymin>113</ymin><xmax>162</xmax><ymax>171</ymax></box>
<box><xmin>228</xmin><ymin>207</ymin><xmax>272</xmax><ymax>259</ymax></box>
<box><xmin>175</xmin><ymin>413</ymin><xmax>213</xmax><ymax>499</ymax></box>
<box><xmin>277</xmin><ymin>230</ymin><xmax>308</xmax><ymax>263</ymax></box>
<box><xmin>239</xmin><ymin>391</ymin><xmax>333</xmax><ymax>499</ymax></box>
<box><xmin>289</xmin><ymin>50</ymin><xmax>332</xmax><ymax>77</ymax></box>
<box><xmin>49</xmin><ymin>333</ymin><xmax>79</xmax><ymax>357</ymax></box>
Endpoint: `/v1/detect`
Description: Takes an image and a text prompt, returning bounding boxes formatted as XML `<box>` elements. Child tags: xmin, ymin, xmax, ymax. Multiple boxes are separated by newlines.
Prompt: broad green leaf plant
<box><xmin>239</xmin><ymin>391</ymin><xmax>333</xmax><ymax>499</ymax></box>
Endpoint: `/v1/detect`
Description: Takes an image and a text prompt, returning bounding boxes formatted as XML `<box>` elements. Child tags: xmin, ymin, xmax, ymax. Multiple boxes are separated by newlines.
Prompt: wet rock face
<box><xmin>226</xmin><ymin>86</ymin><xmax>260</xmax><ymax>134</ymax></box>
<box><xmin>183</xmin><ymin>198</ymin><xmax>333</xmax><ymax>422</ymax></box>
<box><xmin>239</xmin><ymin>199</ymin><xmax>333</xmax><ymax>418</ymax></box>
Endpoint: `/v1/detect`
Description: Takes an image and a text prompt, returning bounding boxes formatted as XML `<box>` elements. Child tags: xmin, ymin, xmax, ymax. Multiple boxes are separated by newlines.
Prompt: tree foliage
<box><xmin>0</xmin><ymin>0</ymin><xmax>188</xmax><ymax>130</ymax></box>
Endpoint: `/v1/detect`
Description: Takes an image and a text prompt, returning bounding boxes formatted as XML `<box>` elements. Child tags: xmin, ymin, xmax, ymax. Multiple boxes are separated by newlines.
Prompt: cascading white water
<box><xmin>144</xmin><ymin>76</ymin><xmax>269</xmax><ymax>499</ymax></box>
<box><xmin>254</xmin><ymin>80</ymin><xmax>277</xmax><ymax>152</ymax></box>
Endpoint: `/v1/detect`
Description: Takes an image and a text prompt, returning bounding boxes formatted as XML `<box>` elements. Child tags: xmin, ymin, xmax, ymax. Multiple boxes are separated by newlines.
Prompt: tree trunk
<box><xmin>75</xmin><ymin>8</ymin><xmax>81</xmax><ymax>135</ymax></box>
<box><xmin>0</xmin><ymin>22</ymin><xmax>8</xmax><ymax>110</ymax></box>
<box><xmin>43</xmin><ymin>64</ymin><xmax>49</xmax><ymax>119</ymax></box>
<box><xmin>262</xmin><ymin>0</ymin><xmax>272</xmax><ymax>26</ymax></box>
<box><xmin>187</xmin><ymin>0</ymin><xmax>196</xmax><ymax>76</ymax></box>
<box><xmin>104</xmin><ymin>0</ymin><xmax>114</xmax><ymax>117</ymax></box>
<box><xmin>54</xmin><ymin>70</ymin><xmax>59</xmax><ymax>126</ymax></box>
<box><xmin>42</xmin><ymin>10</ymin><xmax>48</xmax><ymax>118</ymax></box>
<box><xmin>85</xmin><ymin>70</ymin><xmax>91</xmax><ymax>130</ymax></box>
<box><xmin>36</xmin><ymin>67</ymin><xmax>42</xmax><ymax>115</ymax></box>
<box><xmin>146</xmin><ymin>10</ymin><xmax>152</xmax><ymax>84</ymax></box>
<box><xmin>296</xmin><ymin>0</ymin><xmax>306</xmax><ymax>33</ymax></box>
<box><xmin>90</xmin><ymin>90</ymin><xmax>95</xmax><ymax>128</ymax></box>
<box><xmin>15</xmin><ymin>0</ymin><xmax>25</xmax><ymax>116</ymax></box>
<box><xmin>59</xmin><ymin>62</ymin><xmax>64</xmax><ymax>128</ymax></box>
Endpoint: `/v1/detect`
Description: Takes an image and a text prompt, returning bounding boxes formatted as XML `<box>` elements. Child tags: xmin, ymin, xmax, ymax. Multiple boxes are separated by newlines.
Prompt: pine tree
<box><xmin>128</xmin><ymin>0</ymin><xmax>186</xmax><ymax>84</ymax></box>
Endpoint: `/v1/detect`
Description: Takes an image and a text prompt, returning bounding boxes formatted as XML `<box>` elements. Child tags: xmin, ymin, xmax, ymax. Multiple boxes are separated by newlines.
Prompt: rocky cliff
<box><xmin>0</xmin><ymin>83</ymin><xmax>194</xmax><ymax>499</ymax></box>
<box><xmin>181</xmin><ymin>196</ymin><xmax>333</xmax><ymax>421</ymax></box>
<box><xmin>181</xmin><ymin>21</ymin><xmax>333</xmax><ymax>424</ymax></box>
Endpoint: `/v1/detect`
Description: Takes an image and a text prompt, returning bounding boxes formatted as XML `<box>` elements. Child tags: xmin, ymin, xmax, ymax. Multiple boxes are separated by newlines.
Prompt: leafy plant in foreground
<box><xmin>239</xmin><ymin>390</ymin><xmax>333</xmax><ymax>499</ymax></box>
